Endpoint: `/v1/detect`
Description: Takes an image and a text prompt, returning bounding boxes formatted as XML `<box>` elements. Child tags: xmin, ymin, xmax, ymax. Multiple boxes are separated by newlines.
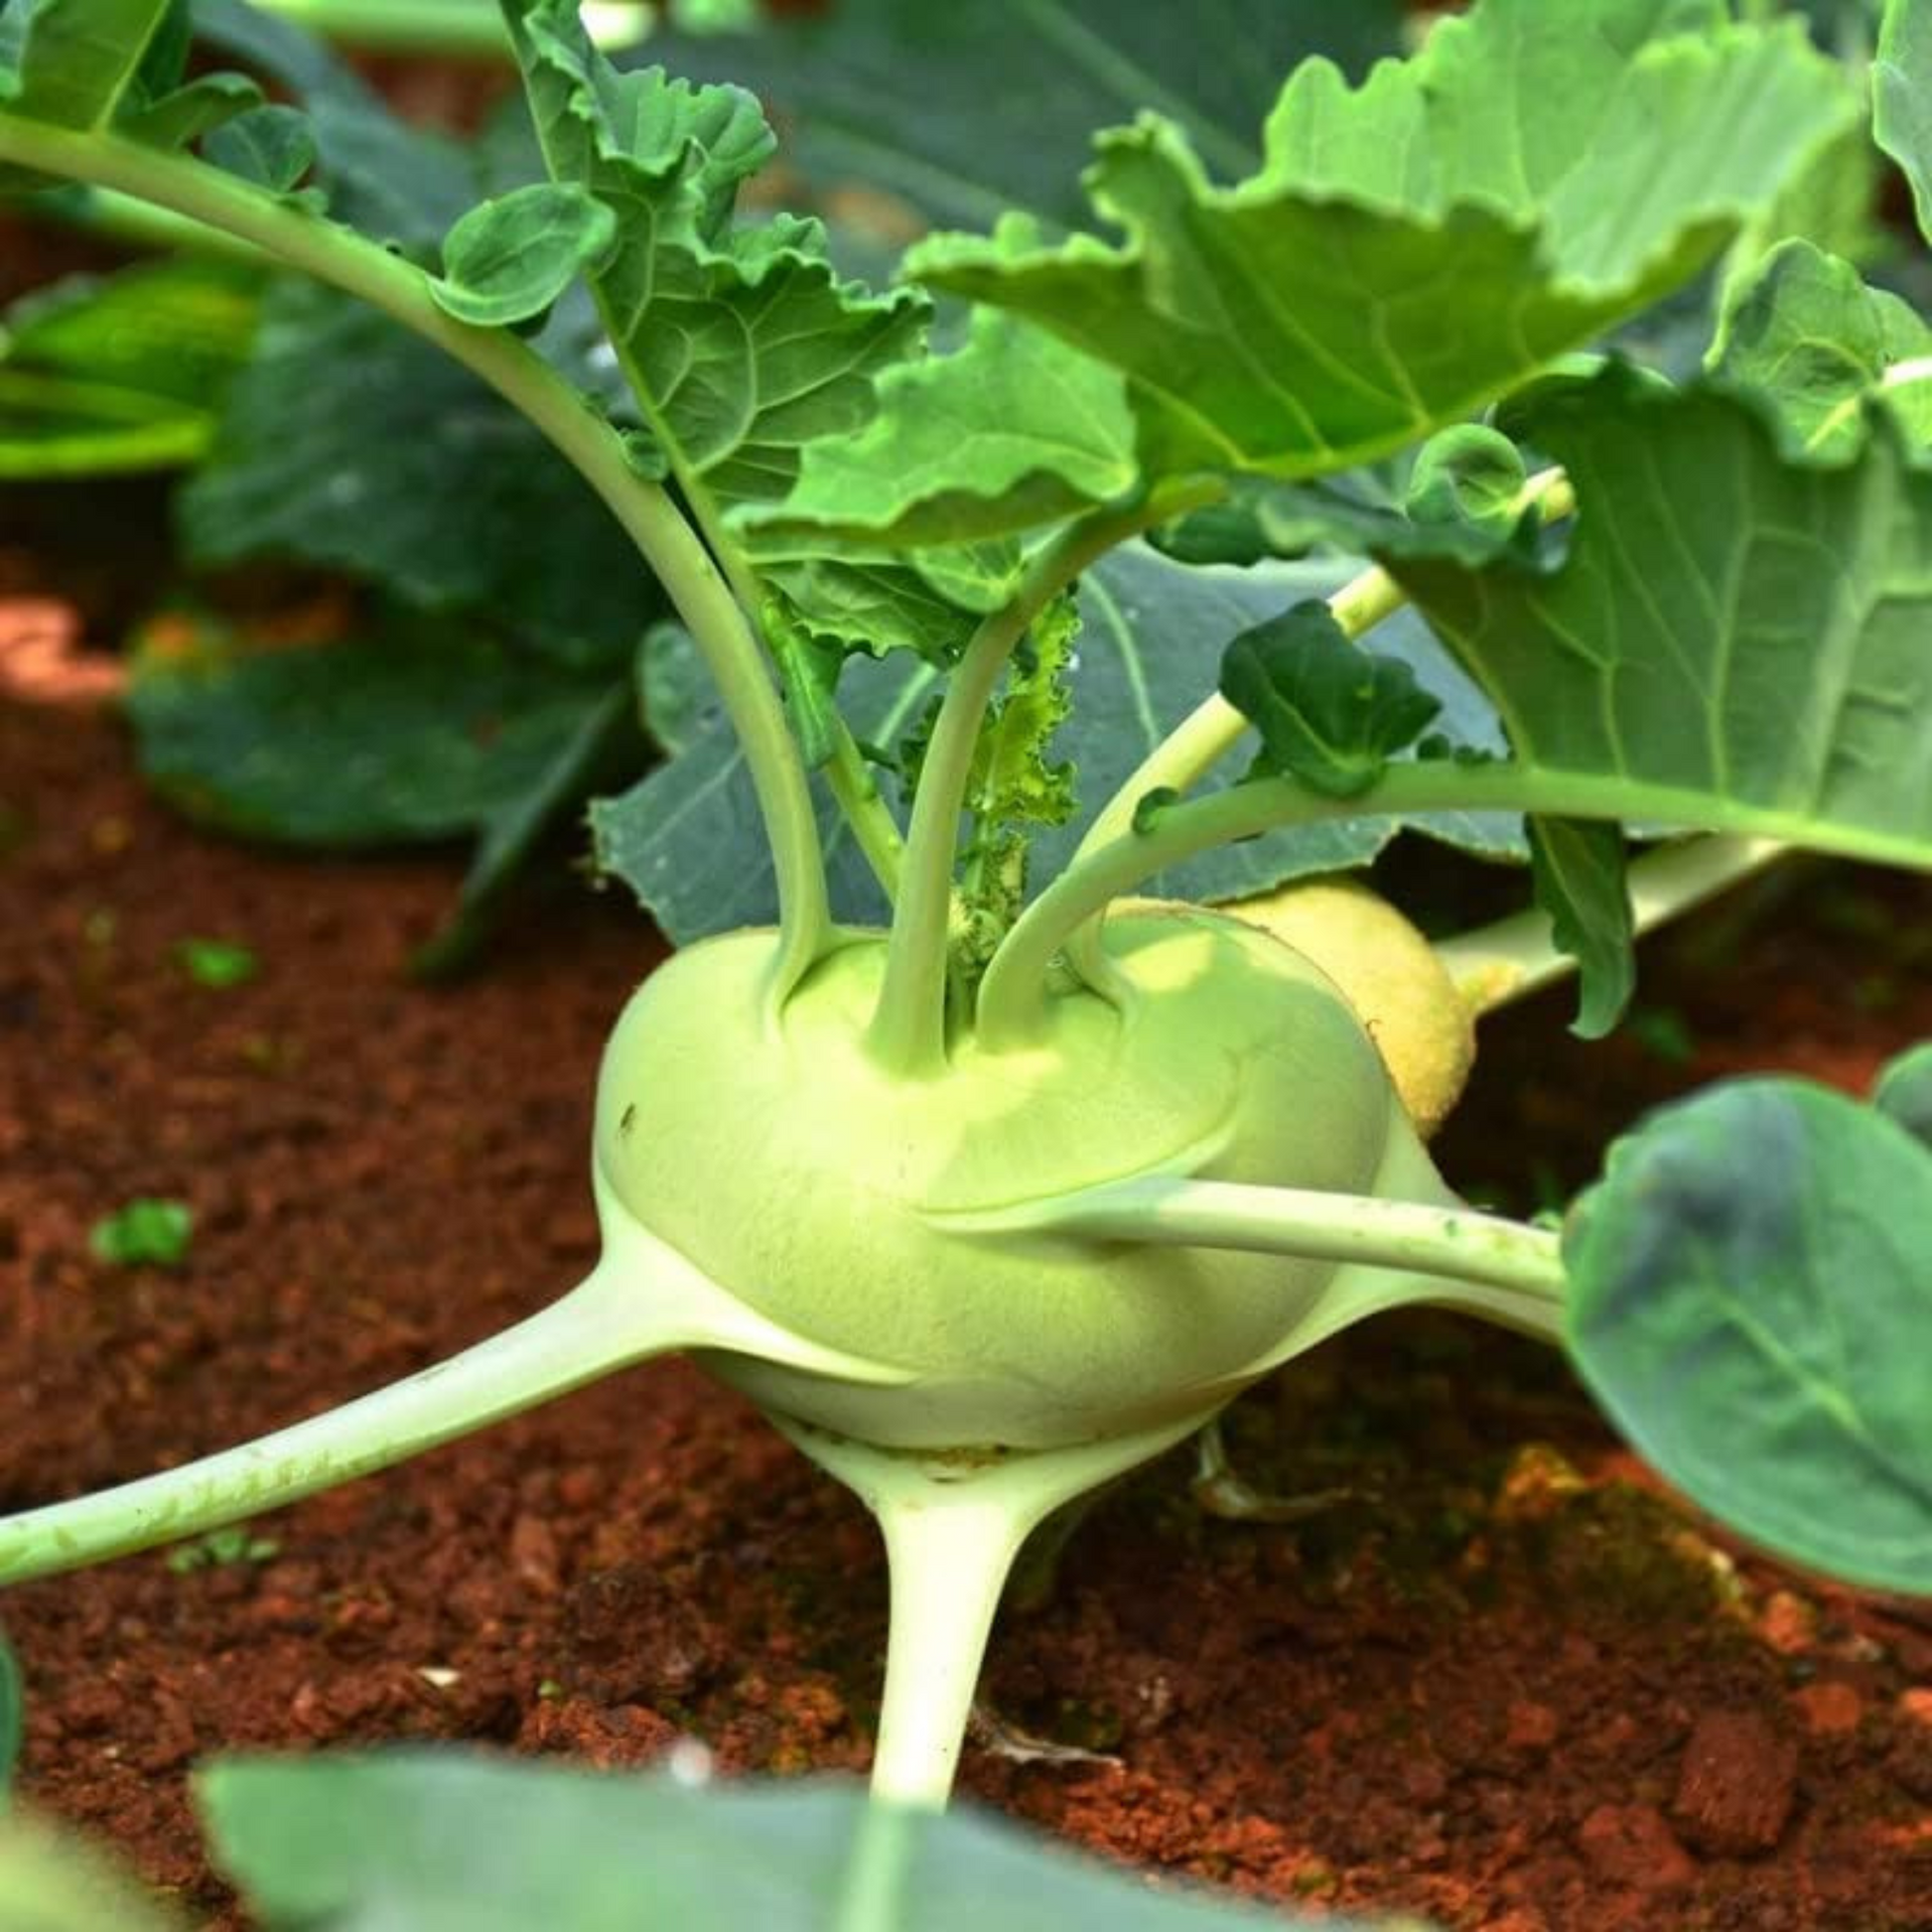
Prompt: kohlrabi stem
<box><xmin>0</xmin><ymin>1268</ymin><xmax>661</xmax><ymax>1585</ymax></box>
<box><xmin>865</xmin><ymin>491</ymin><xmax>1214</xmax><ymax>1076</ymax></box>
<box><xmin>976</xmin><ymin>760</ymin><xmax>1932</xmax><ymax>1049</ymax></box>
<box><xmin>1440</xmin><ymin>833</ymin><xmax>1786</xmax><ymax>1017</ymax></box>
<box><xmin>0</xmin><ymin>115</ymin><xmax>836</xmax><ymax>994</ymax></box>
<box><xmin>774</xmin><ymin>1412</ymin><xmax>1209</xmax><ymax>1809</ymax></box>
<box><xmin>928</xmin><ymin>1176</ymin><xmax>1567</xmax><ymax>1328</ymax></box>
<box><xmin>1057</xmin><ymin>467</ymin><xmax>1578</xmax><ymax>990</ymax></box>
<box><xmin>250</xmin><ymin>0</ymin><xmax>651</xmax><ymax>53</ymax></box>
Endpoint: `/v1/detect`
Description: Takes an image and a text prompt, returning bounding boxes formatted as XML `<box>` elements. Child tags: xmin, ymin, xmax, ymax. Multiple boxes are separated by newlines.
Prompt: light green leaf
<box><xmin>1221</xmin><ymin>603</ymin><xmax>1442</xmax><ymax>799</ymax></box>
<box><xmin>1387</xmin><ymin>369</ymin><xmax>1932</xmax><ymax>870</ymax></box>
<box><xmin>88</xmin><ymin>1197</ymin><xmax>194</xmax><ymax>1268</ymax></box>
<box><xmin>1526</xmin><ymin>816</ymin><xmax>1635</xmax><ymax>1038</ymax></box>
<box><xmin>118</xmin><ymin>68</ymin><xmax>260</xmax><ymax>149</ymax></box>
<box><xmin>201</xmin><ymin>1754</ymin><xmax>1409</xmax><ymax>1930</ymax></box>
<box><xmin>1872</xmin><ymin>1038</ymin><xmax>1932</xmax><ymax>1146</ymax></box>
<box><xmin>1565</xmin><ymin>1074</ymin><xmax>1932</xmax><ymax>1594</ymax></box>
<box><xmin>431</xmin><ymin>182</ymin><xmax>618</xmax><ymax>329</ymax></box>
<box><xmin>743</xmin><ymin>296</ymin><xmax>1139</xmax><ymax>546</ymax></box>
<box><xmin>1406</xmin><ymin>425</ymin><xmax>1529</xmax><ymax>540</ymax></box>
<box><xmin>1876</xmin><ymin>0</ymin><xmax>1932</xmax><ymax>241</ymax></box>
<box><xmin>502</xmin><ymin>0</ymin><xmax>925</xmax><ymax>512</ymax></box>
<box><xmin>594</xmin><ymin>547</ymin><xmax>1519</xmax><ymax>942</ymax></box>
<box><xmin>1711</xmin><ymin>238</ymin><xmax>1932</xmax><ymax>458</ymax></box>
<box><xmin>642</xmin><ymin>0</ymin><xmax>1406</xmax><ymax>230</ymax></box>
<box><xmin>0</xmin><ymin>0</ymin><xmax>176</xmax><ymax>128</ymax></box>
<box><xmin>910</xmin><ymin>1</ymin><xmax>1852</xmax><ymax>483</ymax></box>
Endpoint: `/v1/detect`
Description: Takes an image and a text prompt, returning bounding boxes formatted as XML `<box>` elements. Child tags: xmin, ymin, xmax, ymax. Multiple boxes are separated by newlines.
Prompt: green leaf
<box><xmin>594</xmin><ymin>547</ymin><xmax>1519</xmax><ymax>942</ymax></box>
<box><xmin>764</xmin><ymin>591</ymin><xmax>846</xmax><ymax>770</ymax></box>
<box><xmin>1872</xmin><ymin>1038</ymin><xmax>1932</xmax><ymax>1146</ymax></box>
<box><xmin>502</xmin><ymin>0</ymin><xmax>925</xmax><ymax>513</ymax></box>
<box><xmin>910</xmin><ymin>1</ymin><xmax>1852</xmax><ymax>483</ymax></box>
<box><xmin>124</xmin><ymin>624</ymin><xmax>643</xmax><ymax>974</ymax></box>
<box><xmin>742</xmin><ymin>287</ymin><xmax>1139</xmax><ymax>547</ymax></box>
<box><xmin>1565</xmin><ymin>1074</ymin><xmax>1932</xmax><ymax>1594</ymax></box>
<box><xmin>1221</xmin><ymin>603</ymin><xmax>1442</xmax><ymax>798</ymax></box>
<box><xmin>1710</xmin><ymin>238</ymin><xmax>1932</xmax><ymax>459</ymax></box>
<box><xmin>1526</xmin><ymin>816</ymin><xmax>1635</xmax><ymax>1038</ymax></box>
<box><xmin>1387</xmin><ymin>369</ymin><xmax>1932</xmax><ymax>871</ymax></box>
<box><xmin>179</xmin><ymin>280</ymin><xmax>654</xmax><ymax>655</ymax></box>
<box><xmin>431</xmin><ymin>182</ymin><xmax>618</xmax><ymax>329</ymax></box>
<box><xmin>202</xmin><ymin>103</ymin><xmax>317</xmax><ymax>195</ymax></box>
<box><xmin>1405</xmin><ymin>424</ymin><xmax>1530</xmax><ymax>540</ymax></box>
<box><xmin>0</xmin><ymin>1815</ymin><xmax>179</xmax><ymax>1931</ymax></box>
<box><xmin>1875</xmin><ymin>0</ymin><xmax>1932</xmax><ymax>242</ymax></box>
<box><xmin>172</xmin><ymin>937</ymin><xmax>258</xmax><ymax>988</ymax></box>
<box><xmin>118</xmin><ymin>69</ymin><xmax>261</xmax><ymax>149</ymax></box>
<box><xmin>200</xmin><ymin>1753</ymin><xmax>1410</xmax><ymax>1930</ymax></box>
<box><xmin>0</xmin><ymin>0</ymin><xmax>176</xmax><ymax>128</ymax></box>
<box><xmin>642</xmin><ymin>0</ymin><xmax>1407</xmax><ymax>230</ymax></box>
<box><xmin>88</xmin><ymin>1197</ymin><xmax>194</xmax><ymax>1267</ymax></box>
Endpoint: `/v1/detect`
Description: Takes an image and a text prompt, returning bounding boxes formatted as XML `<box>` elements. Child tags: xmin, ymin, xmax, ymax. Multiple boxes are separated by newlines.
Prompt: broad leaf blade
<box><xmin>0</xmin><ymin>0</ymin><xmax>176</xmax><ymax>128</ymax></box>
<box><xmin>594</xmin><ymin>547</ymin><xmax>1518</xmax><ymax>942</ymax></box>
<box><xmin>641</xmin><ymin>0</ymin><xmax>1407</xmax><ymax>230</ymax></box>
<box><xmin>200</xmin><ymin>1753</ymin><xmax>1407</xmax><ymax>1930</ymax></box>
<box><xmin>1565</xmin><ymin>1075</ymin><xmax>1932</xmax><ymax>1595</ymax></box>
<box><xmin>910</xmin><ymin>2</ymin><xmax>1852</xmax><ymax>483</ymax></box>
<box><xmin>1388</xmin><ymin>370</ymin><xmax>1932</xmax><ymax>870</ymax></box>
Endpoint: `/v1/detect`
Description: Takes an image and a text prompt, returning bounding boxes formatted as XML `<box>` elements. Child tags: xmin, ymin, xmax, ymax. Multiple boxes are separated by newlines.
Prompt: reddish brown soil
<box><xmin>4</xmin><ymin>643</ymin><xmax>1932</xmax><ymax>1932</ymax></box>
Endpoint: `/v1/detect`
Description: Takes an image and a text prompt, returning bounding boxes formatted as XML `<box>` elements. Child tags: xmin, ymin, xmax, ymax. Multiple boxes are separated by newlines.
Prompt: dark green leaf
<box><xmin>1526</xmin><ymin>816</ymin><xmax>1635</xmax><ymax>1038</ymax></box>
<box><xmin>1565</xmin><ymin>1075</ymin><xmax>1932</xmax><ymax>1594</ymax></box>
<box><xmin>179</xmin><ymin>280</ymin><xmax>654</xmax><ymax>655</ymax></box>
<box><xmin>1875</xmin><ymin>0</ymin><xmax>1932</xmax><ymax>242</ymax></box>
<box><xmin>1388</xmin><ymin>369</ymin><xmax>1932</xmax><ymax>871</ymax></box>
<box><xmin>1710</xmin><ymin>238</ymin><xmax>1932</xmax><ymax>458</ymax></box>
<box><xmin>1221</xmin><ymin>603</ymin><xmax>1442</xmax><ymax>798</ymax></box>
<box><xmin>202</xmin><ymin>102</ymin><xmax>316</xmax><ymax>194</ymax></box>
<box><xmin>1871</xmin><ymin>1038</ymin><xmax>1932</xmax><ymax>1147</ymax></box>
<box><xmin>911</xmin><ymin>1</ymin><xmax>1852</xmax><ymax>485</ymax></box>
<box><xmin>595</xmin><ymin>547</ymin><xmax>1516</xmax><ymax>942</ymax></box>
<box><xmin>200</xmin><ymin>1753</ymin><xmax>1409</xmax><ymax>1930</ymax></box>
<box><xmin>124</xmin><ymin>624</ymin><xmax>643</xmax><ymax>973</ymax></box>
<box><xmin>431</xmin><ymin>183</ymin><xmax>618</xmax><ymax>329</ymax></box>
<box><xmin>0</xmin><ymin>1629</ymin><xmax>19</xmax><ymax>1796</ymax></box>
<box><xmin>88</xmin><ymin>1197</ymin><xmax>193</xmax><ymax>1267</ymax></box>
<box><xmin>642</xmin><ymin>0</ymin><xmax>1407</xmax><ymax>230</ymax></box>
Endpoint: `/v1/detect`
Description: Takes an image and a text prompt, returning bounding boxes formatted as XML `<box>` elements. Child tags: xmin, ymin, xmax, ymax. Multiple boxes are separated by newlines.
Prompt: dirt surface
<box><xmin>3</xmin><ymin>637</ymin><xmax>1932</xmax><ymax>1932</ymax></box>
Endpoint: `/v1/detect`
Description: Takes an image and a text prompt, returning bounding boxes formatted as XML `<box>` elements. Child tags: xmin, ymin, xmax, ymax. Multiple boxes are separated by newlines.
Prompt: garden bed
<box><xmin>3</xmin><ymin>627</ymin><xmax>1931</xmax><ymax>1931</ymax></box>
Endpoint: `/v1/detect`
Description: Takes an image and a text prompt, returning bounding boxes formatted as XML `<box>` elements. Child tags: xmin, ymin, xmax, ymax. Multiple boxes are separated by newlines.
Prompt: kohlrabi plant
<box><xmin>2</xmin><ymin>0</ymin><xmax>1931</xmax><ymax>1845</ymax></box>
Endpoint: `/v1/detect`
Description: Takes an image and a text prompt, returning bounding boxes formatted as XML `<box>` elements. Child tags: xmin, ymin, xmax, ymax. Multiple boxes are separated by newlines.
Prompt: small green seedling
<box><xmin>164</xmin><ymin>1528</ymin><xmax>280</xmax><ymax>1575</ymax></box>
<box><xmin>172</xmin><ymin>937</ymin><xmax>258</xmax><ymax>987</ymax></box>
<box><xmin>86</xmin><ymin>1197</ymin><xmax>193</xmax><ymax>1269</ymax></box>
<box><xmin>2</xmin><ymin>0</ymin><xmax>1930</xmax><ymax>1881</ymax></box>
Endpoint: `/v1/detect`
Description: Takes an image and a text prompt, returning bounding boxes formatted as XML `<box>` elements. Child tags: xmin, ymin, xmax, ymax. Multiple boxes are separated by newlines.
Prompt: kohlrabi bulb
<box><xmin>592</xmin><ymin>903</ymin><xmax>1412</xmax><ymax>1451</ymax></box>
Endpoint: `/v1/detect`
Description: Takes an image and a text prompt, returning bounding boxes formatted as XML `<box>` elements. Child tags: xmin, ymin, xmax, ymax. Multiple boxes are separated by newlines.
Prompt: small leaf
<box><xmin>88</xmin><ymin>1198</ymin><xmax>193</xmax><ymax>1268</ymax></box>
<box><xmin>1220</xmin><ymin>602</ymin><xmax>1442</xmax><ymax>798</ymax></box>
<box><xmin>0</xmin><ymin>1814</ymin><xmax>180</xmax><ymax>1931</ymax></box>
<box><xmin>0</xmin><ymin>1629</ymin><xmax>20</xmax><ymax>1796</ymax></box>
<box><xmin>118</xmin><ymin>69</ymin><xmax>261</xmax><ymax>150</ymax></box>
<box><xmin>1526</xmin><ymin>817</ymin><xmax>1635</xmax><ymax>1039</ymax></box>
<box><xmin>1405</xmin><ymin>424</ymin><xmax>1529</xmax><ymax>538</ymax></box>
<box><xmin>1565</xmin><ymin>1076</ymin><xmax>1932</xmax><ymax>1595</ymax></box>
<box><xmin>202</xmin><ymin>103</ymin><xmax>317</xmax><ymax>194</ymax></box>
<box><xmin>763</xmin><ymin>593</ymin><xmax>845</xmax><ymax>770</ymax></box>
<box><xmin>1710</xmin><ymin>238</ymin><xmax>1932</xmax><ymax>458</ymax></box>
<box><xmin>431</xmin><ymin>184</ymin><xmax>618</xmax><ymax>331</ymax></box>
